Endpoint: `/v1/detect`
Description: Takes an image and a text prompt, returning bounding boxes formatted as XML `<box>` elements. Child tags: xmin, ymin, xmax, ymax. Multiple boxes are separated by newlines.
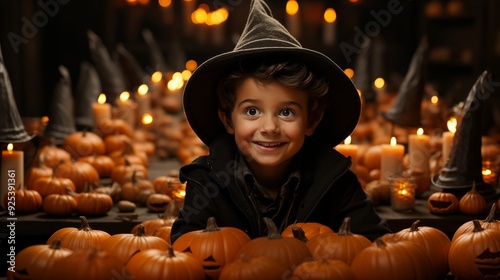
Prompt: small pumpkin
<box><xmin>42</xmin><ymin>192</ymin><xmax>77</xmax><ymax>216</ymax></box>
<box><xmin>110</xmin><ymin>160</ymin><xmax>149</xmax><ymax>185</ymax></box>
<box><xmin>120</xmin><ymin>169</ymin><xmax>154</xmax><ymax>202</ymax></box>
<box><xmin>98</xmin><ymin>118</ymin><xmax>134</xmax><ymax>138</ymax></box>
<box><xmin>146</xmin><ymin>193</ymin><xmax>172</xmax><ymax>213</ymax></box>
<box><xmin>77</xmin><ymin>154</ymin><xmax>115</xmax><ymax>178</ymax></box>
<box><xmin>38</xmin><ymin>138</ymin><xmax>72</xmax><ymax>168</ymax></box>
<box><xmin>26</xmin><ymin>155</ymin><xmax>53</xmax><ymax>188</ymax></box>
<box><xmin>152</xmin><ymin>173</ymin><xmax>185</xmax><ymax>197</ymax></box>
<box><xmin>3</xmin><ymin>184</ymin><xmax>42</xmax><ymax>214</ymax></box>
<box><xmin>172</xmin><ymin>217</ymin><xmax>251</xmax><ymax>279</ymax></box>
<box><xmin>281</xmin><ymin>221</ymin><xmax>334</xmax><ymax>240</ymax></box>
<box><xmin>153</xmin><ymin>226</ymin><xmax>172</xmax><ymax>244</ymax></box>
<box><xmin>101</xmin><ymin>224</ymin><xmax>169</xmax><ymax>264</ymax></box>
<box><xmin>427</xmin><ymin>191</ymin><xmax>459</xmax><ymax>215</ymax></box>
<box><xmin>62</xmin><ymin>130</ymin><xmax>106</xmax><ymax>159</ymax></box>
<box><xmin>54</xmin><ymin>161</ymin><xmax>100</xmax><ymax>193</ymax></box>
<box><xmin>235</xmin><ymin>217</ymin><xmax>312</xmax><ymax>271</ymax></box>
<box><xmin>103</xmin><ymin>133</ymin><xmax>132</xmax><ymax>155</ymax></box>
<box><xmin>46</xmin><ymin>216</ymin><xmax>111</xmax><ymax>251</ymax></box>
<box><xmin>126</xmin><ymin>246</ymin><xmax>205</xmax><ymax>280</ymax></box>
<box><xmin>219</xmin><ymin>253</ymin><xmax>288</xmax><ymax>280</ymax></box>
<box><xmin>459</xmin><ymin>181</ymin><xmax>487</xmax><ymax>216</ymax></box>
<box><xmin>291</xmin><ymin>259</ymin><xmax>355</xmax><ymax>280</ymax></box>
<box><xmin>6</xmin><ymin>239</ymin><xmax>72</xmax><ymax>280</ymax></box>
<box><xmin>452</xmin><ymin>203</ymin><xmax>500</xmax><ymax>242</ymax></box>
<box><xmin>131</xmin><ymin>201</ymin><xmax>178</xmax><ymax>235</ymax></box>
<box><xmin>31</xmin><ymin>172</ymin><xmax>75</xmax><ymax>198</ymax></box>
<box><xmin>73</xmin><ymin>189</ymin><xmax>114</xmax><ymax>216</ymax></box>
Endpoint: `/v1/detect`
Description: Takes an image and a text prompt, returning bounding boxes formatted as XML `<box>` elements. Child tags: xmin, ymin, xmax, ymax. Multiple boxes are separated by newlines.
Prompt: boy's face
<box><xmin>219</xmin><ymin>77</ymin><xmax>319</xmax><ymax>169</ymax></box>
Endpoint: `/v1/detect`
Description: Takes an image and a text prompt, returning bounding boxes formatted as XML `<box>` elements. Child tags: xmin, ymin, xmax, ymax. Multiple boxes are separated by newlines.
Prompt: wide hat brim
<box><xmin>183</xmin><ymin>46</ymin><xmax>361</xmax><ymax>147</ymax></box>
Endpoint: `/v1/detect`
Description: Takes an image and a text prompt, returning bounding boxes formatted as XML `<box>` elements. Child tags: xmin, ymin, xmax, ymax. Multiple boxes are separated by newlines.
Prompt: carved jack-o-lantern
<box><xmin>172</xmin><ymin>217</ymin><xmax>251</xmax><ymax>279</ymax></box>
<box><xmin>427</xmin><ymin>191</ymin><xmax>459</xmax><ymax>215</ymax></box>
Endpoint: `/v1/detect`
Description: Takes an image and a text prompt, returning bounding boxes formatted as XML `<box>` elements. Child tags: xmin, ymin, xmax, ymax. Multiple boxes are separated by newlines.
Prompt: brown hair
<box><xmin>217</xmin><ymin>60</ymin><xmax>329</xmax><ymax>127</ymax></box>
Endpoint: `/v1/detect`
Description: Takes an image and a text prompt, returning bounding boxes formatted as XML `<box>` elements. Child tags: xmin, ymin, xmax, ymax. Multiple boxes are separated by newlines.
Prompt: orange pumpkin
<box><xmin>42</xmin><ymin>193</ymin><xmax>77</xmax><ymax>216</ymax></box>
<box><xmin>31</xmin><ymin>173</ymin><xmax>75</xmax><ymax>198</ymax></box>
<box><xmin>291</xmin><ymin>259</ymin><xmax>355</xmax><ymax>280</ymax></box>
<box><xmin>62</xmin><ymin>130</ymin><xmax>106</xmax><ymax>159</ymax></box>
<box><xmin>46</xmin><ymin>216</ymin><xmax>111</xmax><ymax>251</ymax></box>
<box><xmin>153</xmin><ymin>226</ymin><xmax>172</xmax><ymax>244</ymax></box>
<box><xmin>281</xmin><ymin>221</ymin><xmax>334</xmax><ymax>240</ymax></box>
<box><xmin>103</xmin><ymin>133</ymin><xmax>132</xmax><ymax>155</ymax></box>
<box><xmin>131</xmin><ymin>201</ymin><xmax>178</xmax><ymax>235</ymax></box>
<box><xmin>26</xmin><ymin>155</ymin><xmax>53</xmax><ymax>188</ymax></box>
<box><xmin>126</xmin><ymin>246</ymin><xmax>205</xmax><ymax>279</ymax></box>
<box><xmin>120</xmin><ymin>170</ymin><xmax>154</xmax><ymax>202</ymax></box>
<box><xmin>459</xmin><ymin>182</ymin><xmax>487</xmax><ymax>216</ymax></box>
<box><xmin>235</xmin><ymin>217</ymin><xmax>312</xmax><ymax>271</ymax></box>
<box><xmin>172</xmin><ymin>217</ymin><xmax>251</xmax><ymax>279</ymax></box>
<box><xmin>38</xmin><ymin>139</ymin><xmax>72</xmax><ymax>168</ymax></box>
<box><xmin>146</xmin><ymin>193</ymin><xmax>172</xmax><ymax>213</ymax></box>
<box><xmin>219</xmin><ymin>254</ymin><xmax>288</xmax><ymax>280</ymax></box>
<box><xmin>74</xmin><ymin>191</ymin><xmax>113</xmax><ymax>216</ymax></box>
<box><xmin>427</xmin><ymin>191</ymin><xmax>459</xmax><ymax>214</ymax></box>
<box><xmin>3</xmin><ymin>184</ymin><xmax>42</xmax><ymax>214</ymax></box>
<box><xmin>452</xmin><ymin>203</ymin><xmax>500</xmax><ymax>242</ymax></box>
<box><xmin>77</xmin><ymin>154</ymin><xmax>115</xmax><ymax>178</ymax></box>
<box><xmin>54</xmin><ymin>161</ymin><xmax>100</xmax><ymax>193</ymax></box>
<box><xmin>110</xmin><ymin>160</ymin><xmax>149</xmax><ymax>185</ymax></box>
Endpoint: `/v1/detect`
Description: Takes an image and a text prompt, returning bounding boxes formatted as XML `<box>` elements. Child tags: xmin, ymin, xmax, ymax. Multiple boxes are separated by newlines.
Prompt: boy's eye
<box><xmin>244</xmin><ymin>107</ymin><xmax>260</xmax><ymax>116</ymax></box>
<box><xmin>280</xmin><ymin>109</ymin><xmax>294</xmax><ymax>117</ymax></box>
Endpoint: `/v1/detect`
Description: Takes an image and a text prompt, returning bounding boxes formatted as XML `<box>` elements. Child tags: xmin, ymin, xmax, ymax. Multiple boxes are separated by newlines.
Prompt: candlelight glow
<box><xmin>324</xmin><ymin>8</ymin><xmax>337</xmax><ymax>23</ymax></box>
<box><xmin>399</xmin><ymin>189</ymin><xmax>408</xmax><ymax>195</ymax></box>
<box><xmin>431</xmin><ymin>95</ymin><xmax>439</xmax><ymax>104</ymax></box>
<box><xmin>286</xmin><ymin>0</ymin><xmax>299</xmax><ymax>16</ymax></box>
<box><xmin>374</xmin><ymin>78</ymin><xmax>385</xmax><ymax>89</ymax></box>
<box><xmin>119</xmin><ymin>91</ymin><xmax>130</xmax><ymax>102</ymax></box>
<box><xmin>97</xmin><ymin>93</ymin><xmax>106</xmax><ymax>104</ymax></box>
<box><xmin>7</xmin><ymin>143</ymin><xmax>13</xmax><ymax>152</ymax></box>
<box><xmin>158</xmin><ymin>0</ymin><xmax>171</xmax><ymax>8</ymax></box>
<box><xmin>181</xmin><ymin>70</ymin><xmax>192</xmax><ymax>81</ymax></box>
<box><xmin>142</xmin><ymin>113</ymin><xmax>153</xmax><ymax>125</ymax></box>
<box><xmin>41</xmin><ymin>116</ymin><xmax>49</xmax><ymax>125</ymax></box>
<box><xmin>344</xmin><ymin>68</ymin><xmax>354</xmax><ymax>78</ymax></box>
<box><xmin>207</xmin><ymin>7</ymin><xmax>229</xmax><ymax>25</ymax></box>
<box><xmin>344</xmin><ymin>135</ymin><xmax>352</xmax><ymax>145</ymax></box>
<box><xmin>447</xmin><ymin>117</ymin><xmax>457</xmax><ymax>133</ymax></box>
<box><xmin>192</xmin><ymin>7</ymin><xmax>208</xmax><ymax>24</ymax></box>
<box><xmin>417</xmin><ymin>128</ymin><xmax>424</xmax><ymax>135</ymax></box>
<box><xmin>151</xmin><ymin>72</ymin><xmax>163</xmax><ymax>83</ymax></box>
<box><xmin>483</xmin><ymin>168</ymin><xmax>492</xmax><ymax>176</ymax></box>
<box><xmin>137</xmin><ymin>84</ymin><xmax>148</xmax><ymax>96</ymax></box>
<box><xmin>185</xmin><ymin>60</ymin><xmax>198</xmax><ymax>71</ymax></box>
<box><xmin>390</xmin><ymin>137</ymin><xmax>397</xmax><ymax>146</ymax></box>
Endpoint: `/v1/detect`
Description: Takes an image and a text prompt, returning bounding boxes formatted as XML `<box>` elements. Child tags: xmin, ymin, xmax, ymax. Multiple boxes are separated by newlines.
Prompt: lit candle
<box><xmin>135</xmin><ymin>84</ymin><xmax>151</xmax><ymax>122</ymax></box>
<box><xmin>373</xmin><ymin>77</ymin><xmax>386</xmax><ymax>95</ymax></box>
<box><xmin>286</xmin><ymin>0</ymin><xmax>301</xmax><ymax>39</ymax></box>
<box><xmin>442</xmin><ymin>117</ymin><xmax>457</xmax><ymax>164</ymax></box>
<box><xmin>209</xmin><ymin>7</ymin><xmax>228</xmax><ymax>46</ymax></box>
<box><xmin>335</xmin><ymin>135</ymin><xmax>358</xmax><ymax>167</ymax></box>
<box><xmin>115</xmin><ymin>91</ymin><xmax>137</xmax><ymax>128</ymax></box>
<box><xmin>183</xmin><ymin>0</ymin><xmax>196</xmax><ymax>36</ymax></box>
<box><xmin>140</xmin><ymin>113</ymin><xmax>154</xmax><ymax>130</ymax></box>
<box><xmin>408</xmin><ymin>128</ymin><xmax>431</xmax><ymax>174</ymax></box>
<box><xmin>389</xmin><ymin>174</ymin><xmax>416</xmax><ymax>212</ymax></box>
<box><xmin>92</xmin><ymin>93</ymin><xmax>111</xmax><ymax>131</ymax></box>
<box><xmin>1</xmin><ymin>143</ymin><xmax>24</xmax><ymax>209</ymax></box>
<box><xmin>323</xmin><ymin>8</ymin><xmax>337</xmax><ymax>46</ymax></box>
<box><xmin>380</xmin><ymin>137</ymin><xmax>405</xmax><ymax>182</ymax></box>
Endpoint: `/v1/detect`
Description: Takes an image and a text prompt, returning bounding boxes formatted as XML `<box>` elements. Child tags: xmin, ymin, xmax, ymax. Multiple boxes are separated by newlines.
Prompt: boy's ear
<box><xmin>305</xmin><ymin>112</ymin><xmax>324</xmax><ymax>136</ymax></box>
<box><xmin>218</xmin><ymin>110</ymin><xmax>235</xmax><ymax>134</ymax></box>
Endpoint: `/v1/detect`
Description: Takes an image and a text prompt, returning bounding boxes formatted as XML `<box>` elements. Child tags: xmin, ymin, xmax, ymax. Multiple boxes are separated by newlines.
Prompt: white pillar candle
<box><xmin>115</xmin><ymin>91</ymin><xmax>137</xmax><ymax>129</ymax></box>
<box><xmin>380</xmin><ymin>137</ymin><xmax>405</xmax><ymax>182</ymax></box>
<box><xmin>92</xmin><ymin>93</ymin><xmax>111</xmax><ymax>132</ymax></box>
<box><xmin>135</xmin><ymin>84</ymin><xmax>151</xmax><ymax>123</ymax></box>
<box><xmin>286</xmin><ymin>0</ymin><xmax>301</xmax><ymax>39</ymax></box>
<box><xmin>322</xmin><ymin>8</ymin><xmax>337</xmax><ymax>46</ymax></box>
<box><xmin>408</xmin><ymin>128</ymin><xmax>431</xmax><ymax>174</ymax></box>
<box><xmin>442</xmin><ymin>118</ymin><xmax>457</xmax><ymax>164</ymax></box>
<box><xmin>335</xmin><ymin>136</ymin><xmax>358</xmax><ymax>167</ymax></box>
<box><xmin>1</xmin><ymin>143</ymin><xmax>24</xmax><ymax>209</ymax></box>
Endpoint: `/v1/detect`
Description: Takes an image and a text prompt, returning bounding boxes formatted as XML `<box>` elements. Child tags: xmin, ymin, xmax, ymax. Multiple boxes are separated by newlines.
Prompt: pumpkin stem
<box><xmin>263</xmin><ymin>217</ymin><xmax>282</xmax><ymax>240</ymax></box>
<box><xmin>203</xmin><ymin>217</ymin><xmax>220</xmax><ymax>232</ymax></box>
<box><xmin>79</xmin><ymin>216</ymin><xmax>93</xmax><ymax>232</ymax></box>
<box><xmin>374</xmin><ymin>237</ymin><xmax>387</xmax><ymax>248</ymax></box>
<box><xmin>82</xmin><ymin>129</ymin><xmax>87</xmax><ymax>137</ymax></box>
<box><xmin>470</xmin><ymin>181</ymin><xmax>477</xmax><ymax>193</ymax></box>
<box><xmin>134</xmin><ymin>224</ymin><xmax>148</xmax><ymax>236</ymax></box>
<box><xmin>338</xmin><ymin>217</ymin><xmax>353</xmax><ymax>236</ymax></box>
<box><xmin>484</xmin><ymin>203</ymin><xmax>497</xmax><ymax>223</ymax></box>
<box><xmin>410</xmin><ymin>220</ymin><xmax>421</xmax><ymax>232</ymax></box>
<box><xmin>292</xmin><ymin>226</ymin><xmax>308</xmax><ymax>243</ymax></box>
<box><xmin>472</xmin><ymin>220</ymin><xmax>484</xmax><ymax>232</ymax></box>
<box><xmin>49</xmin><ymin>238</ymin><xmax>63</xmax><ymax>249</ymax></box>
<box><xmin>166</xmin><ymin>245</ymin><xmax>176</xmax><ymax>258</ymax></box>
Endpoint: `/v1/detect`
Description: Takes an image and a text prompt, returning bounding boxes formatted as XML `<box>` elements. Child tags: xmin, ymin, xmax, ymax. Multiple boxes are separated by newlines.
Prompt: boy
<box><xmin>171</xmin><ymin>0</ymin><xmax>390</xmax><ymax>242</ymax></box>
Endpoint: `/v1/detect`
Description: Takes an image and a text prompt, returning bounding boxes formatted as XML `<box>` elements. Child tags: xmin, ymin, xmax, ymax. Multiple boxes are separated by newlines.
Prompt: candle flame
<box><xmin>41</xmin><ymin>116</ymin><xmax>49</xmax><ymax>125</ymax></box>
<box><xmin>374</xmin><ymin>78</ymin><xmax>385</xmax><ymax>89</ymax></box>
<box><xmin>185</xmin><ymin>60</ymin><xmax>198</xmax><ymax>71</ymax></box>
<box><xmin>447</xmin><ymin>117</ymin><xmax>457</xmax><ymax>133</ymax></box>
<box><xmin>286</xmin><ymin>0</ymin><xmax>299</xmax><ymax>16</ymax></box>
<box><xmin>192</xmin><ymin>7</ymin><xmax>208</xmax><ymax>24</ymax></box>
<box><xmin>142</xmin><ymin>113</ymin><xmax>153</xmax><ymax>125</ymax></box>
<box><xmin>417</xmin><ymin>128</ymin><xmax>424</xmax><ymax>135</ymax></box>
<box><xmin>138</xmin><ymin>84</ymin><xmax>149</xmax><ymax>95</ymax></box>
<box><xmin>344</xmin><ymin>68</ymin><xmax>354</xmax><ymax>79</ymax></box>
<box><xmin>119</xmin><ymin>91</ymin><xmax>130</xmax><ymax>102</ymax></box>
<box><xmin>400</xmin><ymin>189</ymin><xmax>408</xmax><ymax>195</ymax></box>
<box><xmin>151</xmin><ymin>72</ymin><xmax>163</xmax><ymax>83</ymax></box>
<box><xmin>482</xmin><ymin>168</ymin><xmax>492</xmax><ymax>176</ymax></box>
<box><xmin>390</xmin><ymin>137</ymin><xmax>397</xmax><ymax>146</ymax></box>
<box><xmin>431</xmin><ymin>95</ymin><xmax>439</xmax><ymax>104</ymax></box>
<box><xmin>97</xmin><ymin>93</ymin><xmax>106</xmax><ymax>104</ymax></box>
<box><xmin>344</xmin><ymin>135</ymin><xmax>352</xmax><ymax>145</ymax></box>
<box><xmin>7</xmin><ymin>143</ymin><xmax>13</xmax><ymax>151</ymax></box>
<box><xmin>158</xmin><ymin>0</ymin><xmax>171</xmax><ymax>8</ymax></box>
<box><xmin>324</xmin><ymin>8</ymin><xmax>337</xmax><ymax>23</ymax></box>
<box><xmin>181</xmin><ymin>70</ymin><xmax>192</xmax><ymax>81</ymax></box>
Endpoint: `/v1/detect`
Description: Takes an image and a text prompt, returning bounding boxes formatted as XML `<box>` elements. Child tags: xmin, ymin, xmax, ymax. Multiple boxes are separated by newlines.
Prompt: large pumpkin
<box><xmin>449</xmin><ymin>220</ymin><xmax>500</xmax><ymax>279</ymax></box>
<box><xmin>281</xmin><ymin>221</ymin><xmax>334</xmax><ymax>240</ymax></box>
<box><xmin>219</xmin><ymin>254</ymin><xmax>289</xmax><ymax>280</ymax></box>
<box><xmin>394</xmin><ymin>220</ymin><xmax>451</xmax><ymax>278</ymax></box>
<box><xmin>350</xmin><ymin>235</ymin><xmax>434</xmax><ymax>280</ymax></box>
<box><xmin>46</xmin><ymin>216</ymin><xmax>111</xmax><ymax>251</ymax></box>
<box><xmin>126</xmin><ymin>246</ymin><xmax>205</xmax><ymax>280</ymax></box>
<box><xmin>235</xmin><ymin>217</ymin><xmax>312</xmax><ymax>271</ymax></box>
<box><xmin>305</xmin><ymin>217</ymin><xmax>371</xmax><ymax>265</ymax></box>
<box><xmin>452</xmin><ymin>203</ymin><xmax>500</xmax><ymax>243</ymax></box>
<box><xmin>291</xmin><ymin>259</ymin><xmax>355</xmax><ymax>280</ymax></box>
<box><xmin>172</xmin><ymin>217</ymin><xmax>251</xmax><ymax>279</ymax></box>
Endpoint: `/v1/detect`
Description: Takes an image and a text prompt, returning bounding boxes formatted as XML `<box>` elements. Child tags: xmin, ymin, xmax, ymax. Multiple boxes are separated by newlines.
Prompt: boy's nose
<box><xmin>260</xmin><ymin>116</ymin><xmax>280</xmax><ymax>134</ymax></box>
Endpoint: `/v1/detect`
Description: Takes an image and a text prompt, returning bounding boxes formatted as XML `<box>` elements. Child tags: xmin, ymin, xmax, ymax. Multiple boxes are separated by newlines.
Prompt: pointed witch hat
<box><xmin>0</xmin><ymin>44</ymin><xmax>34</xmax><ymax>143</ymax></box>
<box><xmin>74</xmin><ymin>61</ymin><xmax>102</xmax><ymax>130</ymax></box>
<box><xmin>352</xmin><ymin>38</ymin><xmax>375</xmax><ymax>102</ymax></box>
<box><xmin>87</xmin><ymin>30</ymin><xmax>127</xmax><ymax>103</ymax></box>
<box><xmin>183</xmin><ymin>0</ymin><xmax>360</xmax><ymax>147</ymax></box>
<box><xmin>142</xmin><ymin>29</ymin><xmax>169</xmax><ymax>73</ymax></box>
<box><xmin>382</xmin><ymin>36</ymin><xmax>428</xmax><ymax>127</ymax></box>
<box><xmin>115</xmin><ymin>43</ymin><xmax>149</xmax><ymax>89</ymax></box>
<box><xmin>43</xmin><ymin>65</ymin><xmax>76</xmax><ymax>145</ymax></box>
<box><xmin>432</xmin><ymin>70</ymin><xmax>496</xmax><ymax>198</ymax></box>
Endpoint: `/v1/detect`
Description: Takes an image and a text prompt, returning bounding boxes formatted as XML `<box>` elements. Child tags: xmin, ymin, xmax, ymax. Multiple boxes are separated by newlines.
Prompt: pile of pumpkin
<box><xmin>8</xmin><ymin>203</ymin><xmax>500</xmax><ymax>280</ymax></box>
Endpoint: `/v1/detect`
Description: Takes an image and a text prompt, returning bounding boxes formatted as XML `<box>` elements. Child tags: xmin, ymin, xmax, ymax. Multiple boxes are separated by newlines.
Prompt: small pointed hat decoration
<box><xmin>382</xmin><ymin>36</ymin><xmax>428</xmax><ymax>127</ymax></box>
<box><xmin>74</xmin><ymin>61</ymin><xmax>102</xmax><ymax>130</ymax></box>
<box><xmin>115</xmin><ymin>43</ymin><xmax>148</xmax><ymax>89</ymax></box>
<box><xmin>167</xmin><ymin>39</ymin><xmax>187</xmax><ymax>72</ymax></box>
<box><xmin>142</xmin><ymin>29</ymin><xmax>169</xmax><ymax>73</ymax></box>
<box><xmin>352</xmin><ymin>38</ymin><xmax>375</xmax><ymax>102</ymax></box>
<box><xmin>43</xmin><ymin>66</ymin><xmax>76</xmax><ymax>145</ymax></box>
<box><xmin>87</xmin><ymin>30</ymin><xmax>127</xmax><ymax>103</ymax></box>
<box><xmin>0</xmin><ymin>44</ymin><xmax>34</xmax><ymax>143</ymax></box>
<box><xmin>432</xmin><ymin>70</ymin><xmax>495</xmax><ymax>197</ymax></box>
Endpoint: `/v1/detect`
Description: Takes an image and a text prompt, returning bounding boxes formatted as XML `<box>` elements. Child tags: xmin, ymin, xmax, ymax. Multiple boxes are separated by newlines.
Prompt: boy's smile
<box><xmin>220</xmin><ymin>77</ymin><xmax>318</xmax><ymax>176</ymax></box>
